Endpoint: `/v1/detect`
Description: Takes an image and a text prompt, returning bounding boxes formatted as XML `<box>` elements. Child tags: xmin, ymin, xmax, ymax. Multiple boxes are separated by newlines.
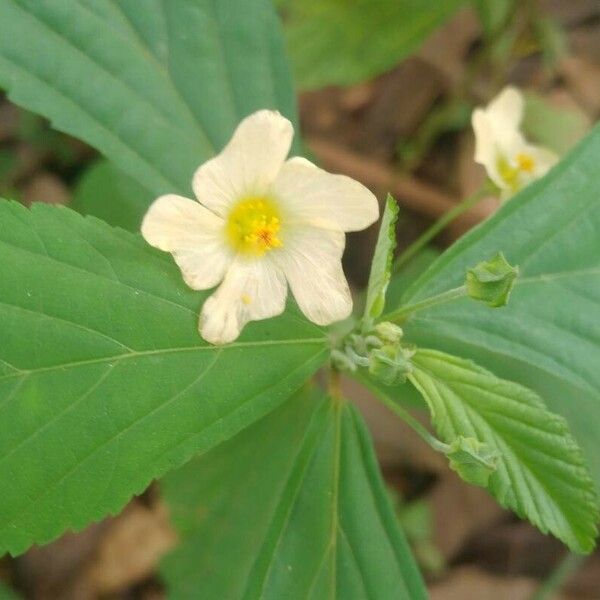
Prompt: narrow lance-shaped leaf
<box><xmin>0</xmin><ymin>200</ymin><xmax>328</xmax><ymax>556</ymax></box>
<box><xmin>161</xmin><ymin>389</ymin><xmax>427</xmax><ymax>599</ymax></box>
<box><xmin>364</xmin><ymin>194</ymin><xmax>399</xmax><ymax>329</ymax></box>
<box><xmin>409</xmin><ymin>348</ymin><xmax>599</xmax><ymax>554</ymax></box>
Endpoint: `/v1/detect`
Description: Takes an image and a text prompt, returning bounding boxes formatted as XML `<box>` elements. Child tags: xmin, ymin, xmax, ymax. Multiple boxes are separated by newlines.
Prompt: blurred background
<box><xmin>0</xmin><ymin>0</ymin><xmax>599</xmax><ymax>598</ymax></box>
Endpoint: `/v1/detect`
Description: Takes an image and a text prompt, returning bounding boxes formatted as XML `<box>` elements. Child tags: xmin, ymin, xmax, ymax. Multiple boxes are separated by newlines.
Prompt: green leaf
<box><xmin>523</xmin><ymin>92</ymin><xmax>591</xmax><ymax>156</ymax></box>
<box><xmin>397</xmin><ymin>124</ymin><xmax>600</xmax><ymax>490</ymax></box>
<box><xmin>0</xmin><ymin>200</ymin><xmax>327</xmax><ymax>556</ymax></box>
<box><xmin>160</xmin><ymin>390</ymin><xmax>427</xmax><ymax>599</ymax></box>
<box><xmin>282</xmin><ymin>0</ymin><xmax>465</xmax><ymax>90</ymax></box>
<box><xmin>410</xmin><ymin>349</ymin><xmax>599</xmax><ymax>553</ymax></box>
<box><xmin>386</xmin><ymin>248</ymin><xmax>441</xmax><ymax>313</ymax></box>
<box><xmin>0</xmin><ymin>0</ymin><xmax>297</xmax><ymax>200</ymax></box>
<box><xmin>0</xmin><ymin>583</ymin><xmax>20</xmax><ymax>600</ymax></box>
<box><xmin>466</xmin><ymin>251</ymin><xmax>519</xmax><ymax>308</ymax></box>
<box><xmin>364</xmin><ymin>195</ymin><xmax>399</xmax><ymax>328</ymax></box>
<box><xmin>71</xmin><ymin>160</ymin><xmax>152</xmax><ymax>232</ymax></box>
<box><xmin>472</xmin><ymin>0</ymin><xmax>513</xmax><ymax>37</ymax></box>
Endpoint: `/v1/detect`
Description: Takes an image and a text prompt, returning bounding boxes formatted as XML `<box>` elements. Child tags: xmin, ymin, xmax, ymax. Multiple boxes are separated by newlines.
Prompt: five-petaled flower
<box><xmin>472</xmin><ymin>87</ymin><xmax>558</xmax><ymax>198</ymax></box>
<box><xmin>142</xmin><ymin>110</ymin><xmax>379</xmax><ymax>344</ymax></box>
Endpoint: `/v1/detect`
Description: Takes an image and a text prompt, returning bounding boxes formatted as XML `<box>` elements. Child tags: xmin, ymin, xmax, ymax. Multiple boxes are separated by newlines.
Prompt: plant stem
<box><xmin>328</xmin><ymin>367</ymin><xmax>343</xmax><ymax>402</ymax></box>
<box><xmin>359</xmin><ymin>375</ymin><xmax>448</xmax><ymax>454</ymax></box>
<box><xmin>529</xmin><ymin>553</ymin><xmax>585</xmax><ymax>600</ymax></box>
<box><xmin>383</xmin><ymin>285</ymin><xmax>467</xmax><ymax>323</ymax></box>
<box><xmin>393</xmin><ymin>185</ymin><xmax>491</xmax><ymax>274</ymax></box>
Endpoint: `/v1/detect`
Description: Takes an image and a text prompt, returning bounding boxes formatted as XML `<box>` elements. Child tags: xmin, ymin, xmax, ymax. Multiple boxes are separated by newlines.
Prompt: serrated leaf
<box><xmin>71</xmin><ymin>160</ymin><xmax>152</xmax><ymax>232</ymax></box>
<box><xmin>0</xmin><ymin>0</ymin><xmax>297</xmax><ymax>200</ymax></box>
<box><xmin>0</xmin><ymin>200</ymin><xmax>327</xmax><ymax>556</ymax></box>
<box><xmin>160</xmin><ymin>390</ymin><xmax>427</xmax><ymax>599</ymax></box>
<box><xmin>410</xmin><ymin>349</ymin><xmax>599</xmax><ymax>553</ymax></box>
<box><xmin>364</xmin><ymin>195</ymin><xmax>399</xmax><ymax>328</ymax></box>
<box><xmin>282</xmin><ymin>0</ymin><xmax>465</xmax><ymax>90</ymax></box>
<box><xmin>395</xmin><ymin>124</ymin><xmax>600</xmax><ymax>490</ymax></box>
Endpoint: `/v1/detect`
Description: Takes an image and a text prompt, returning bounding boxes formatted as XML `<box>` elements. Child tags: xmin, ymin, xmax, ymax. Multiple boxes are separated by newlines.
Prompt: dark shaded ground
<box><xmin>1</xmin><ymin>1</ymin><xmax>599</xmax><ymax>598</ymax></box>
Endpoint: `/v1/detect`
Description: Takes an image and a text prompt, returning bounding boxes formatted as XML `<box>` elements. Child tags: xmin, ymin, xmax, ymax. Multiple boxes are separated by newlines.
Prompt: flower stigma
<box><xmin>496</xmin><ymin>152</ymin><xmax>536</xmax><ymax>192</ymax></box>
<box><xmin>226</xmin><ymin>197</ymin><xmax>283</xmax><ymax>256</ymax></box>
<box><xmin>516</xmin><ymin>152</ymin><xmax>535</xmax><ymax>173</ymax></box>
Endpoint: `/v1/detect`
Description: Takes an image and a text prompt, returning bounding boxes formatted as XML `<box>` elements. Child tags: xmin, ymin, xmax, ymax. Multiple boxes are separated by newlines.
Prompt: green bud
<box><xmin>466</xmin><ymin>252</ymin><xmax>519</xmax><ymax>308</ymax></box>
<box><xmin>374</xmin><ymin>321</ymin><xmax>404</xmax><ymax>344</ymax></box>
<box><xmin>446</xmin><ymin>436</ymin><xmax>499</xmax><ymax>487</ymax></box>
<box><xmin>369</xmin><ymin>344</ymin><xmax>413</xmax><ymax>386</ymax></box>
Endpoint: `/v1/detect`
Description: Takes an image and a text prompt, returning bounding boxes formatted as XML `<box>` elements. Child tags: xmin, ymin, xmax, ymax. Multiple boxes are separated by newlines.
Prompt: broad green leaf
<box><xmin>410</xmin><ymin>349</ymin><xmax>598</xmax><ymax>553</ymax></box>
<box><xmin>160</xmin><ymin>390</ymin><xmax>427</xmax><ymax>599</ymax></box>
<box><xmin>71</xmin><ymin>160</ymin><xmax>152</xmax><ymax>232</ymax></box>
<box><xmin>0</xmin><ymin>200</ymin><xmax>327</xmax><ymax>556</ymax></box>
<box><xmin>0</xmin><ymin>0</ymin><xmax>297</xmax><ymax>200</ymax></box>
<box><xmin>281</xmin><ymin>0</ymin><xmax>465</xmax><ymax>90</ymax></box>
<box><xmin>394</xmin><ymin>124</ymin><xmax>600</xmax><ymax>490</ymax></box>
<box><xmin>364</xmin><ymin>195</ymin><xmax>399</xmax><ymax>328</ymax></box>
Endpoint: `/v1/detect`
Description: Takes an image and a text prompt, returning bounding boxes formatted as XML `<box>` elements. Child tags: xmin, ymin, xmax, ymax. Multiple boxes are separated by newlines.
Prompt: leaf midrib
<box><xmin>0</xmin><ymin>337</ymin><xmax>327</xmax><ymax>383</ymax></box>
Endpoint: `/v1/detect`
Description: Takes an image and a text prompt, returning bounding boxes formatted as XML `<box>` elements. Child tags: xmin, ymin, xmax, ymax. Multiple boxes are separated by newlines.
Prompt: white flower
<box><xmin>141</xmin><ymin>110</ymin><xmax>379</xmax><ymax>344</ymax></box>
<box><xmin>472</xmin><ymin>87</ymin><xmax>558</xmax><ymax>197</ymax></box>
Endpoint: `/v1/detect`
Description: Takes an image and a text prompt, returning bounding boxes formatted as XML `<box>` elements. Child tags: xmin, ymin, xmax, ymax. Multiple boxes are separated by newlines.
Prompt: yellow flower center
<box><xmin>497</xmin><ymin>152</ymin><xmax>536</xmax><ymax>191</ymax></box>
<box><xmin>516</xmin><ymin>152</ymin><xmax>535</xmax><ymax>173</ymax></box>
<box><xmin>226</xmin><ymin>197</ymin><xmax>283</xmax><ymax>256</ymax></box>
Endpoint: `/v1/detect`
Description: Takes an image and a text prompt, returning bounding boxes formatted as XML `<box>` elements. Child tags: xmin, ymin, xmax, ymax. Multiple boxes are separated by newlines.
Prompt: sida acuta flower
<box><xmin>141</xmin><ymin>110</ymin><xmax>379</xmax><ymax>344</ymax></box>
<box><xmin>472</xmin><ymin>87</ymin><xmax>558</xmax><ymax>197</ymax></box>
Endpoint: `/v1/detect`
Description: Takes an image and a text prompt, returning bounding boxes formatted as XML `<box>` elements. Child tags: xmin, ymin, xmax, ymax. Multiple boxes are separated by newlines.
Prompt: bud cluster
<box><xmin>331</xmin><ymin>322</ymin><xmax>415</xmax><ymax>386</ymax></box>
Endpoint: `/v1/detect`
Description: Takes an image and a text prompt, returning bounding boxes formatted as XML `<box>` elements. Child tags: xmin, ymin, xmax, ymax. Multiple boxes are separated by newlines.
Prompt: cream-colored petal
<box><xmin>272</xmin><ymin>157</ymin><xmax>379</xmax><ymax>232</ymax></box>
<box><xmin>199</xmin><ymin>259</ymin><xmax>287</xmax><ymax>344</ymax></box>
<box><xmin>487</xmin><ymin>86</ymin><xmax>524</xmax><ymax>131</ymax></box>
<box><xmin>472</xmin><ymin>117</ymin><xmax>529</xmax><ymax>192</ymax></box>
<box><xmin>472</xmin><ymin>108</ymin><xmax>503</xmax><ymax>187</ymax></box>
<box><xmin>141</xmin><ymin>194</ymin><xmax>231</xmax><ymax>290</ymax></box>
<box><xmin>529</xmin><ymin>145</ymin><xmax>559</xmax><ymax>178</ymax></box>
<box><xmin>473</xmin><ymin>87</ymin><xmax>530</xmax><ymax>190</ymax></box>
<box><xmin>192</xmin><ymin>110</ymin><xmax>294</xmax><ymax>217</ymax></box>
<box><xmin>275</xmin><ymin>227</ymin><xmax>351</xmax><ymax>326</ymax></box>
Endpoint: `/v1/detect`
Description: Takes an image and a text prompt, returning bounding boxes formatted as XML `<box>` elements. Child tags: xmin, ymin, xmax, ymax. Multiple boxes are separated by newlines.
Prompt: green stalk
<box><xmin>529</xmin><ymin>553</ymin><xmax>584</xmax><ymax>600</ymax></box>
<box><xmin>383</xmin><ymin>285</ymin><xmax>467</xmax><ymax>324</ymax></box>
<box><xmin>393</xmin><ymin>185</ymin><xmax>491</xmax><ymax>274</ymax></box>
<box><xmin>359</xmin><ymin>374</ymin><xmax>448</xmax><ymax>454</ymax></box>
